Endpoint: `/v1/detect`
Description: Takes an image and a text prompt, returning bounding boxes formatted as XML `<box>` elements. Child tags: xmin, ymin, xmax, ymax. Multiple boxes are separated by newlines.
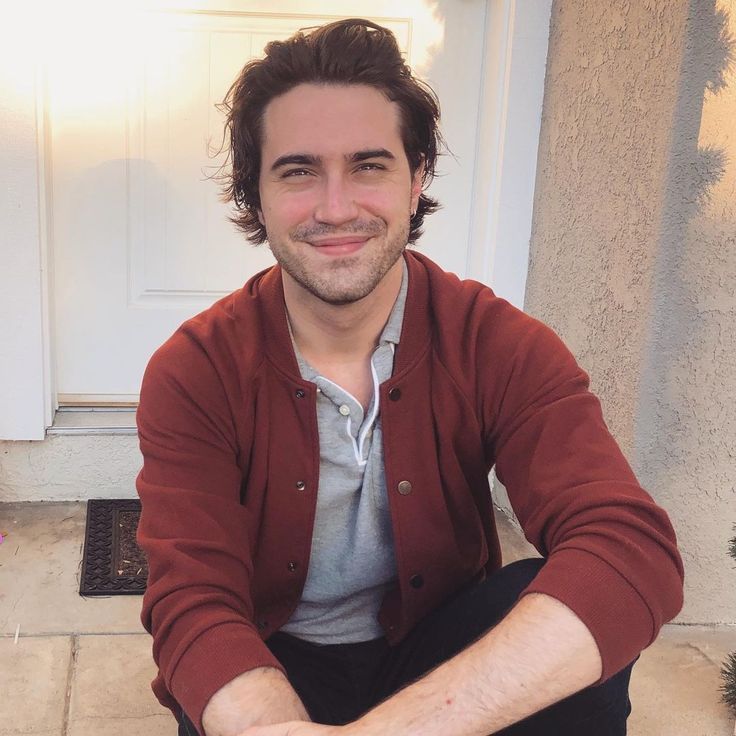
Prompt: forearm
<box><xmin>202</xmin><ymin>666</ymin><xmax>311</xmax><ymax>736</ymax></box>
<box><xmin>351</xmin><ymin>592</ymin><xmax>602</xmax><ymax>736</ymax></box>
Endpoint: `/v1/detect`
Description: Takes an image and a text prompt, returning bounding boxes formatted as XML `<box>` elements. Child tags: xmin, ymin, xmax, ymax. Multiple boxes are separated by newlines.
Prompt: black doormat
<box><xmin>80</xmin><ymin>499</ymin><xmax>148</xmax><ymax>596</ymax></box>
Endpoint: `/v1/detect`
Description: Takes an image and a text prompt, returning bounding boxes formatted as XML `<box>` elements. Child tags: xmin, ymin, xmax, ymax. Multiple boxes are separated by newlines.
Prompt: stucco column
<box><xmin>524</xmin><ymin>0</ymin><xmax>736</xmax><ymax>623</ymax></box>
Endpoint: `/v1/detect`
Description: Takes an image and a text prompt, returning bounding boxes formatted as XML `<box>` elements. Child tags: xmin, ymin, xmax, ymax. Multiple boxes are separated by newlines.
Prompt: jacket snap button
<box><xmin>287</xmin><ymin>561</ymin><xmax>298</xmax><ymax>572</ymax></box>
<box><xmin>397</xmin><ymin>480</ymin><xmax>412</xmax><ymax>495</ymax></box>
<box><xmin>295</xmin><ymin>480</ymin><xmax>306</xmax><ymax>491</ymax></box>
<box><xmin>388</xmin><ymin>387</ymin><xmax>401</xmax><ymax>401</ymax></box>
<box><xmin>295</xmin><ymin>389</ymin><xmax>305</xmax><ymax>398</ymax></box>
<box><xmin>410</xmin><ymin>574</ymin><xmax>424</xmax><ymax>589</ymax></box>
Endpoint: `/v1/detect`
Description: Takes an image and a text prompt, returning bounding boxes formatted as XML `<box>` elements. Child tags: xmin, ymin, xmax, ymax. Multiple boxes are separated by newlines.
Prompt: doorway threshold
<box><xmin>47</xmin><ymin>407</ymin><xmax>137</xmax><ymax>436</ymax></box>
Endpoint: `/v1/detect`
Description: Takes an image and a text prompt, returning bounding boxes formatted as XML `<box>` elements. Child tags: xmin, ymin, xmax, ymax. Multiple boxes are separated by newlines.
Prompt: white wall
<box><xmin>0</xmin><ymin>32</ymin><xmax>53</xmax><ymax>440</ymax></box>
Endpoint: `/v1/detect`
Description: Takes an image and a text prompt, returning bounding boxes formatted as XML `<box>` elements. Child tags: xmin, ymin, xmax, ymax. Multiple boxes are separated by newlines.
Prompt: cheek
<box><xmin>359</xmin><ymin>186</ymin><xmax>410</xmax><ymax>216</ymax></box>
<box><xmin>261</xmin><ymin>191</ymin><xmax>316</xmax><ymax>228</ymax></box>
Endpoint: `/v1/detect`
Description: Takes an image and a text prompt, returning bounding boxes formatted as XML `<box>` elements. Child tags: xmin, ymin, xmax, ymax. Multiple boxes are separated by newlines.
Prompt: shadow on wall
<box><xmin>636</xmin><ymin>0</ymin><xmax>735</xmax><ymax>468</ymax></box>
<box><xmin>635</xmin><ymin>0</ymin><xmax>736</xmax><ymax>617</ymax></box>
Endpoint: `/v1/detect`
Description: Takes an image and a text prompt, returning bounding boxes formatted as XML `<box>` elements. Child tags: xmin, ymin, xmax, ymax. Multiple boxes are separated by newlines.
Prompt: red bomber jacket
<box><xmin>136</xmin><ymin>250</ymin><xmax>684</xmax><ymax>734</ymax></box>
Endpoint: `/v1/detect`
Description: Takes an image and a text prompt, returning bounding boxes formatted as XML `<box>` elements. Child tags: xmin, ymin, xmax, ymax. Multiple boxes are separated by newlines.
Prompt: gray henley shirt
<box><xmin>280</xmin><ymin>262</ymin><xmax>408</xmax><ymax>643</ymax></box>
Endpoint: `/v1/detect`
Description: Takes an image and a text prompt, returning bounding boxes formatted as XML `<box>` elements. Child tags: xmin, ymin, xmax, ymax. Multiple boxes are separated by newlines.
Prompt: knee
<box><xmin>465</xmin><ymin>557</ymin><xmax>545</xmax><ymax>625</ymax></box>
<box><xmin>502</xmin><ymin>556</ymin><xmax>545</xmax><ymax>580</ymax></box>
<box><xmin>493</xmin><ymin>557</ymin><xmax>545</xmax><ymax>598</ymax></box>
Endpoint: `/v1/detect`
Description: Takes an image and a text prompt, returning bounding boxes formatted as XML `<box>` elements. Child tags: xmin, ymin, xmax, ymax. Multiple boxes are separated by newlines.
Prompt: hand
<box><xmin>239</xmin><ymin>723</ymin><xmax>343</xmax><ymax>736</ymax></box>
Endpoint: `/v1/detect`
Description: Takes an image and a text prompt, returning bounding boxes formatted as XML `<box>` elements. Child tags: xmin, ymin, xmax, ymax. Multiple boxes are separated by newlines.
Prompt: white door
<box><xmin>48</xmin><ymin>1</ymin><xmax>488</xmax><ymax>403</ymax></box>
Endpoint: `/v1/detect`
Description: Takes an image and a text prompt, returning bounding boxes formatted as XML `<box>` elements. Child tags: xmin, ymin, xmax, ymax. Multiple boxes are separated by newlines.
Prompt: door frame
<box><xmin>466</xmin><ymin>0</ymin><xmax>553</xmax><ymax>309</ymax></box>
<box><xmin>2</xmin><ymin>0</ymin><xmax>553</xmax><ymax>439</ymax></box>
<box><xmin>0</xmin><ymin>53</ymin><xmax>56</xmax><ymax>441</ymax></box>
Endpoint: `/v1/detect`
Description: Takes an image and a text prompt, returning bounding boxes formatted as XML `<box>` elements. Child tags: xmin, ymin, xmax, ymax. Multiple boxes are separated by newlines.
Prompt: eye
<box><xmin>356</xmin><ymin>162</ymin><xmax>385</xmax><ymax>172</ymax></box>
<box><xmin>281</xmin><ymin>168</ymin><xmax>313</xmax><ymax>178</ymax></box>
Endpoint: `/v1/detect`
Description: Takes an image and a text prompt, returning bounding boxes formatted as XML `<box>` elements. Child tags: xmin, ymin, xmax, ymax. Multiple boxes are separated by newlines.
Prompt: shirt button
<box><xmin>295</xmin><ymin>480</ymin><xmax>306</xmax><ymax>491</ymax></box>
<box><xmin>295</xmin><ymin>389</ymin><xmax>305</xmax><ymax>398</ymax></box>
<box><xmin>410</xmin><ymin>574</ymin><xmax>424</xmax><ymax>589</ymax></box>
<box><xmin>338</xmin><ymin>404</ymin><xmax>351</xmax><ymax>416</ymax></box>
<box><xmin>397</xmin><ymin>480</ymin><xmax>412</xmax><ymax>495</ymax></box>
<box><xmin>287</xmin><ymin>561</ymin><xmax>298</xmax><ymax>572</ymax></box>
<box><xmin>389</xmin><ymin>387</ymin><xmax>401</xmax><ymax>401</ymax></box>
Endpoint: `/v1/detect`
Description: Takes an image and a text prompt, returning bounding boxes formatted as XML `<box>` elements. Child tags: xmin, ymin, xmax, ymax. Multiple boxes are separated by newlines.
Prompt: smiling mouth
<box><xmin>307</xmin><ymin>236</ymin><xmax>371</xmax><ymax>255</ymax></box>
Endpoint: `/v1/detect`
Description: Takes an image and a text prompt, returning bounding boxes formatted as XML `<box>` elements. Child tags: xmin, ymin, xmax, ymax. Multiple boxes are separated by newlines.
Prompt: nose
<box><xmin>313</xmin><ymin>173</ymin><xmax>359</xmax><ymax>226</ymax></box>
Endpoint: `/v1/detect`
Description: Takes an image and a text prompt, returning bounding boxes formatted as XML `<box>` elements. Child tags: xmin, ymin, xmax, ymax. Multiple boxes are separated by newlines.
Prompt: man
<box><xmin>136</xmin><ymin>18</ymin><xmax>684</xmax><ymax>736</ymax></box>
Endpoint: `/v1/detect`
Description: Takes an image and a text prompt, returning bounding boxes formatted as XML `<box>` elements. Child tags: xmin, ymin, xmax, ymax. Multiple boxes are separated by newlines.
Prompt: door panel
<box><xmin>49</xmin><ymin>1</ymin><xmax>486</xmax><ymax>400</ymax></box>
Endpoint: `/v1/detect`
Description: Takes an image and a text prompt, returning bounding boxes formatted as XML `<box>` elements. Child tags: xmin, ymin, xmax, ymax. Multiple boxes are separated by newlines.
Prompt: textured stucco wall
<box><xmin>526</xmin><ymin>0</ymin><xmax>736</xmax><ymax>623</ymax></box>
<box><xmin>0</xmin><ymin>436</ymin><xmax>141</xmax><ymax>503</ymax></box>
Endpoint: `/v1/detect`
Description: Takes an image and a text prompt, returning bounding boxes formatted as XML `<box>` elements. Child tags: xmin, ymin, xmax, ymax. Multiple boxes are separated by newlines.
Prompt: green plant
<box><xmin>722</xmin><ymin>526</ymin><xmax>736</xmax><ymax>716</ymax></box>
<box><xmin>722</xmin><ymin>652</ymin><xmax>736</xmax><ymax>715</ymax></box>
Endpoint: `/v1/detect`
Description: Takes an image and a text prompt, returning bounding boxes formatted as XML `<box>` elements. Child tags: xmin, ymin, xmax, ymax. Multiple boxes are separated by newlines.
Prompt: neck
<box><xmin>283</xmin><ymin>259</ymin><xmax>403</xmax><ymax>363</ymax></box>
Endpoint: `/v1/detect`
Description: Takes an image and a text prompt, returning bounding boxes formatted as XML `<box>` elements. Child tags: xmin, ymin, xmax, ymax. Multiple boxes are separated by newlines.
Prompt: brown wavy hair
<box><xmin>218</xmin><ymin>18</ymin><xmax>443</xmax><ymax>244</ymax></box>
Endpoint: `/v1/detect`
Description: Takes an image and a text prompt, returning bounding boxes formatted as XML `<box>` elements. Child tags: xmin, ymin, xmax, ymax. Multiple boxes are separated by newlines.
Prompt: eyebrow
<box><xmin>351</xmin><ymin>148</ymin><xmax>396</xmax><ymax>163</ymax></box>
<box><xmin>270</xmin><ymin>148</ymin><xmax>396</xmax><ymax>172</ymax></box>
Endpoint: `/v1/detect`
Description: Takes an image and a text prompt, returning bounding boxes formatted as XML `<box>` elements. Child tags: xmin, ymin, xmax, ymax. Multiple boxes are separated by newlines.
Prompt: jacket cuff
<box><xmin>168</xmin><ymin>621</ymin><xmax>286</xmax><ymax>736</ymax></box>
<box><xmin>518</xmin><ymin>548</ymin><xmax>656</xmax><ymax>682</ymax></box>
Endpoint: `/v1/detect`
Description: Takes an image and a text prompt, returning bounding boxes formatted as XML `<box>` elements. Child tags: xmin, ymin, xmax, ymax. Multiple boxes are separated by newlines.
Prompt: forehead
<box><xmin>260</xmin><ymin>83</ymin><xmax>404</xmax><ymax>161</ymax></box>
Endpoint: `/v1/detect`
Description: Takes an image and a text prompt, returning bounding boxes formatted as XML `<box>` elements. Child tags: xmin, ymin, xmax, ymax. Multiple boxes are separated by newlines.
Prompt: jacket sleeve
<box><xmin>136</xmin><ymin>333</ymin><xmax>285</xmax><ymax>735</ymax></box>
<box><xmin>485</xmin><ymin>310</ymin><xmax>684</xmax><ymax>682</ymax></box>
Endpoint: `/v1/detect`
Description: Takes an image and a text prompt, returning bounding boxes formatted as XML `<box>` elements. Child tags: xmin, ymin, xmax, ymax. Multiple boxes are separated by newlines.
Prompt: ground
<box><xmin>0</xmin><ymin>501</ymin><xmax>733</xmax><ymax>735</ymax></box>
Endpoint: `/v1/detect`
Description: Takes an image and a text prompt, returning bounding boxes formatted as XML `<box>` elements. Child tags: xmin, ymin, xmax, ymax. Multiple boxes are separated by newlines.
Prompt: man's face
<box><xmin>257</xmin><ymin>83</ymin><xmax>422</xmax><ymax>305</ymax></box>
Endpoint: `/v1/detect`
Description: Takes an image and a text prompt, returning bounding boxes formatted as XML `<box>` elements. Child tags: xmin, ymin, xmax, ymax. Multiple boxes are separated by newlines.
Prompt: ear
<box><xmin>410</xmin><ymin>158</ymin><xmax>425</xmax><ymax>214</ymax></box>
<box><xmin>257</xmin><ymin>208</ymin><xmax>266</xmax><ymax>227</ymax></box>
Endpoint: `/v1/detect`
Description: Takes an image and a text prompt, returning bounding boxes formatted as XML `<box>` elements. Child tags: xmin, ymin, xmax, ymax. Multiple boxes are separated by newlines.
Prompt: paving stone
<box><xmin>68</xmin><ymin>719</ymin><xmax>177</xmax><ymax>736</ymax></box>
<box><xmin>67</xmin><ymin>633</ymin><xmax>177</xmax><ymax>736</ymax></box>
<box><xmin>629</xmin><ymin>625</ymin><xmax>735</xmax><ymax>735</ymax></box>
<box><xmin>0</xmin><ymin>635</ymin><xmax>71</xmax><ymax>736</ymax></box>
<box><xmin>0</xmin><ymin>502</ymin><xmax>143</xmax><ymax>636</ymax></box>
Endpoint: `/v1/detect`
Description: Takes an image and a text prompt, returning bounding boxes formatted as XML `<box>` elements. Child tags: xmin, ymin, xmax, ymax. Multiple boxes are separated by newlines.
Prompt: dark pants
<box><xmin>178</xmin><ymin>558</ymin><xmax>634</xmax><ymax>735</ymax></box>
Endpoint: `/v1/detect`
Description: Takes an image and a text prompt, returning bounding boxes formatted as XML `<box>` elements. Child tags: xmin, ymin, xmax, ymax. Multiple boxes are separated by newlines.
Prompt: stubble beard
<box><xmin>268</xmin><ymin>218</ymin><xmax>410</xmax><ymax>305</ymax></box>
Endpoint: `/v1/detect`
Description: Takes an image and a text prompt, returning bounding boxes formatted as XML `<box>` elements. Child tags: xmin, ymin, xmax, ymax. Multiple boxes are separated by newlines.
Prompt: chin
<box><xmin>308</xmin><ymin>284</ymin><xmax>376</xmax><ymax>305</ymax></box>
